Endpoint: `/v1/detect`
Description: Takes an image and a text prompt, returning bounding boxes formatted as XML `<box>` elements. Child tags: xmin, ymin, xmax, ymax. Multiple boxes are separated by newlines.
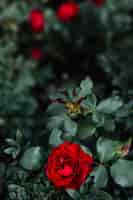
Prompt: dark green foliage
<box><xmin>0</xmin><ymin>0</ymin><xmax>133</xmax><ymax>200</ymax></box>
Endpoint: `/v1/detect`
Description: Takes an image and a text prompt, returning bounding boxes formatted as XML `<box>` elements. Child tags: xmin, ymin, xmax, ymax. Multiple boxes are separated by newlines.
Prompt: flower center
<box><xmin>65</xmin><ymin>102</ymin><xmax>81</xmax><ymax>114</ymax></box>
<box><xmin>58</xmin><ymin>165</ymin><xmax>73</xmax><ymax>177</ymax></box>
<box><xmin>60</xmin><ymin>157</ymin><xmax>64</xmax><ymax>163</ymax></box>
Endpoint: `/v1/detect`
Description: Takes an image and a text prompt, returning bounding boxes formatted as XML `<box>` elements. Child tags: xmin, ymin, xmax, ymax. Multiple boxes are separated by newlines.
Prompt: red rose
<box><xmin>46</xmin><ymin>141</ymin><xmax>93</xmax><ymax>189</ymax></box>
<box><xmin>28</xmin><ymin>10</ymin><xmax>45</xmax><ymax>32</ymax></box>
<box><xmin>92</xmin><ymin>0</ymin><xmax>105</xmax><ymax>7</ymax></box>
<box><xmin>31</xmin><ymin>48</ymin><xmax>43</xmax><ymax>60</ymax></box>
<box><xmin>57</xmin><ymin>2</ymin><xmax>79</xmax><ymax>22</ymax></box>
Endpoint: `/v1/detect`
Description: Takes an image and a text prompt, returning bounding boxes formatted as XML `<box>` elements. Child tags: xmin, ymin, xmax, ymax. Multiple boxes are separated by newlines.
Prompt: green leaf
<box><xmin>14</xmin><ymin>70</ymin><xmax>35</xmax><ymax>93</ymax></box>
<box><xmin>97</xmin><ymin>137</ymin><xmax>115</xmax><ymax>162</ymax></box>
<box><xmin>87</xmin><ymin>190</ymin><xmax>113</xmax><ymax>200</ymax></box>
<box><xmin>49</xmin><ymin>92</ymin><xmax>67</xmax><ymax>101</ymax></box>
<box><xmin>16</xmin><ymin>129</ymin><xmax>23</xmax><ymax>144</ymax></box>
<box><xmin>80</xmin><ymin>181</ymin><xmax>89</xmax><ymax>195</ymax></box>
<box><xmin>0</xmin><ymin>163</ymin><xmax>5</xmax><ymax>177</ymax></box>
<box><xmin>97</xmin><ymin>137</ymin><xmax>131</xmax><ymax>163</ymax></box>
<box><xmin>67</xmin><ymin>88</ymin><xmax>76</xmax><ymax>101</ymax></box>
<box><xmin>115</xmin><ymin>104</ymin><xmax>130</xmax><ymax>118</ymax></box>
<box><xmin>8</xmin><ymin>184</ymin><xmax>27</xmax><ymax>200</ymax></box>
<box><xmin>92</xmin><ymin>112</ymin><xmax>104</xmax><ymax>127</ymax></box>
<box><xmin>47</xmin><ymin>115</ymin><xmax>64</xmax><ymax>130</ymax></box>
<box><xmin>81</xmin><ymin>94</ymin><xmax>96</xmax><ymax>111</ymax></box>
<box><xmin>4</xmin><ymin>147</ymin><xmax>17</xmax><ymax>155</ymax></box>
<box><xmin>66</xmin><ymin>189</ymin><xmax>80</xmax><ymax>200</ymax></box>
<box><xmin>6</xmin><ymin>138</ymin><xmax>17</xmax><ymax>146</ymax></box>
<box><xmin>19</xmin><ymin>147</ymin><xmax>44</xmax><ymax>171</ymax></box>
<box><xmin>47</xmin><ymin>103</ymin><xmax>66</xmax><ymax>116</ymax></box>
<box><xmin>79</xmin><ymin>77</ymin><xmax>93</xmax><ymax>97</ymax></box>
<box><xmin>8</xmin><ymin>184</ymin><xmax>20</xmax><ymax>191</ymax></box>
<box><xmin>49</xmin><ymin>128</ymin><xmax>63</xmax><ymax>146</ymax></box>
<box><xmin>97</xmin><ymin>96</ymin><xmax>123</xmax><ymax>114</ymax></box>
<box><xmin>64</xmin><ymin>118</ymin><xmax>77</xmax><ymax>136</ymax></box>
<box><xmin>111</xmin><ymin>159</ymin><xmax>133</xmax><ymax>187</ymax></box>
<box><xmin>90</xmin><ymin>165</ymin><xmax>108</xmax><ymax>188</ymax></box>
<box><xmin>80</xmin><ymin>145</ymin><xmax>92</xmax><ymax>156</ymax></box>
<box><xmin>103</xmin><ymin>118</ymin><xmax>115</xmax><ymax>132</ymax></box>
<box><xmin>78</xmin><ymin>120</ymin><xmax>96</xmax><ymax>140</ymax></box>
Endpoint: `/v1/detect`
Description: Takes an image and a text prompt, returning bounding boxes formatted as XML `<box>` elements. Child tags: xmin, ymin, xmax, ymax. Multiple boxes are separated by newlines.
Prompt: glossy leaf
<box><xmin>19</xmin><ymin>147</ymin><xmax>44</xmax><ymax>171</ymax></box>
<box><xmin>97</xmin><ymin>96</ymin><xmax>123</xmax><ymax>114</ymax></box>
<box><xmin>111</xmin><ymin>159</ymin><xmax>133</xmax><ymax>187</ymax></box>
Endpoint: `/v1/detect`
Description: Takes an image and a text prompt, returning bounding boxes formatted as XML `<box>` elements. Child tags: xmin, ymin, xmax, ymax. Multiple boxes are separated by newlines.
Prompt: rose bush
<box><xmin>46</xmin><ymin>141</ymin><xmax>94</xmax><ymax>189</ymax></box>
